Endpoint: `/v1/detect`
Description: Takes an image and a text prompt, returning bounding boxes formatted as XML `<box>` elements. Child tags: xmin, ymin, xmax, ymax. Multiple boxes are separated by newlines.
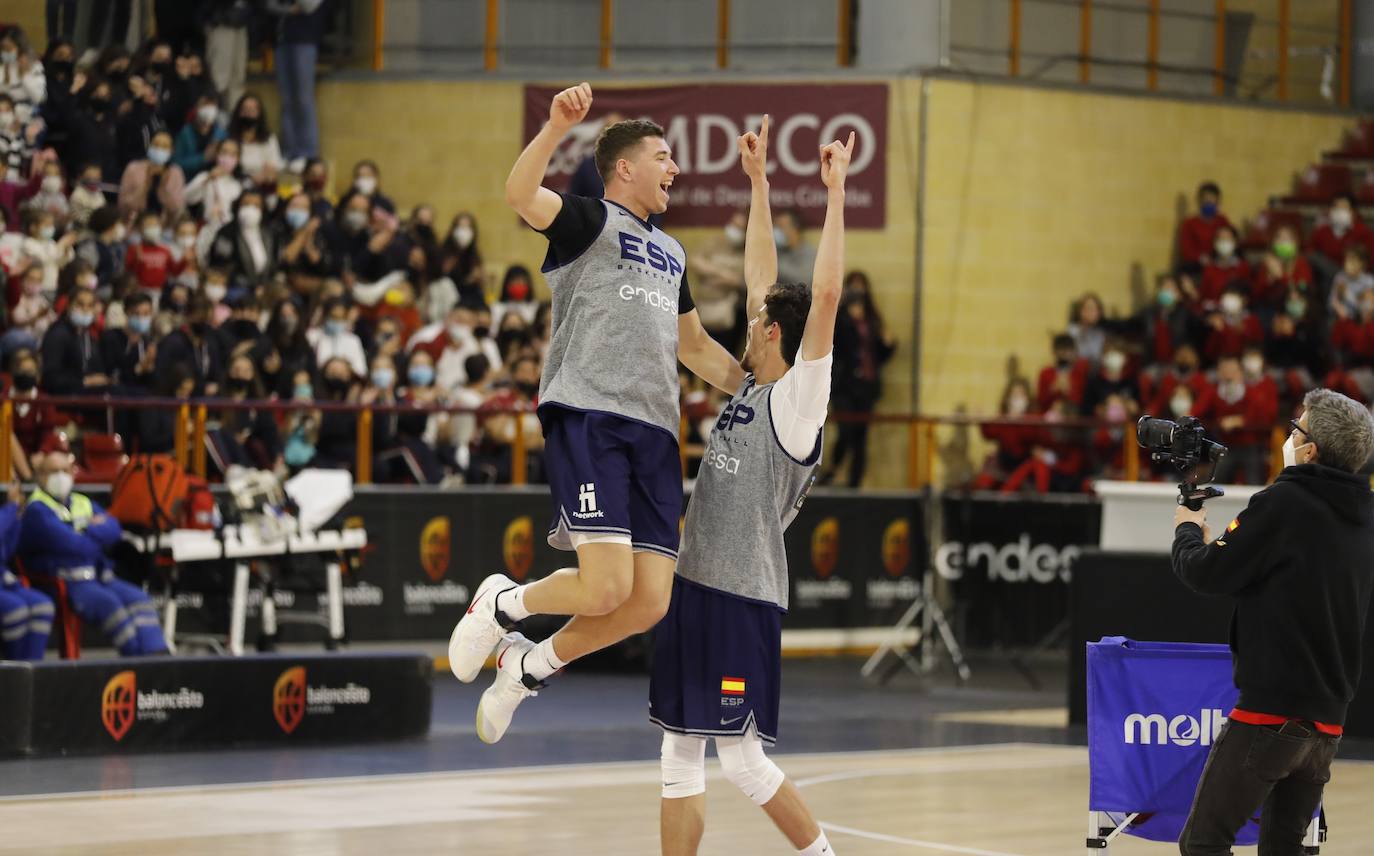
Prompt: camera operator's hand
<box><xmin>1175</xmin><ymin>504</ymin><xmax>1210</xmax><ymax>540</ymax></box>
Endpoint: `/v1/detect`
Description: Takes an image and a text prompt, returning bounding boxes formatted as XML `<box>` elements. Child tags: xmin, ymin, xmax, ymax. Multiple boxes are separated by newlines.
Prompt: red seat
<box><xmin>1240</xmin><ymin>208</ymin><xmax>1306</xmax><ymax>252</ymax></box>
<box><xmin>16</xmin><ymin>561</ymin><xmax>81</xmax><ymax>660</ymax></box>
<box><xmin>76</xmin><ymin>433</ymin><xmax>128</xmax><ymax>485</ymax></box>
<box><xmin>1331</xmin><ymin>120</ymin><xmax>1374</xmax><ymax>159</ymax></box>
<box><xmin>1284</xmin><ymin>163</ymin><xmax>1352</xmax><ymax>205</ymax></box>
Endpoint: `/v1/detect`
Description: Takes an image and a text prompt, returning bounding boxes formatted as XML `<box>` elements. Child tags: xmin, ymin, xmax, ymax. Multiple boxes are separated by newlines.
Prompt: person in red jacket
<box><xmin>1036</xmin><ymin>333</ymin><xmax>1090</xmax><ymax>414</ymax></box>
<box><xmin>1307</xmin><ymin>193</ymin><xmax>1374</xmax><ymax>281</ymax></box>
<box><xmin>1149</xmin><ymin>344</ymin><xmax>1217</xmax><ymax>421</ymax></box>
<box><xmin>1252</xmin><ymin>225</ymin><xmax>1314</xmax><ymax>309</ymax></box>
<box><xmin>1177</xmin><ymin>181</ymin><xmax>1232</xmax><ymax>274</ymax></box>
<box><xmin>1204</xmin><ymin>286</ymin><xmax>1265</xmax><ymax>363</ymax></box>
<box><xmin>124</xmin><ymin>211</ymin><xmax>174</xmax><ymax>296</ymax></box>
<box><xmin>1211</xmin><ymin>354</ymin><xmax>1278</xmax><ymax>484</ymax></box>
<box><xmin>1198</xmin><ymin>225</ymin><xmax>1250</xmax><ymax>310</ymax></box>
<box><xmin>973</xmin><ymin>377</ymin><xmax>1045</xmax><ymax>491</ymax></box>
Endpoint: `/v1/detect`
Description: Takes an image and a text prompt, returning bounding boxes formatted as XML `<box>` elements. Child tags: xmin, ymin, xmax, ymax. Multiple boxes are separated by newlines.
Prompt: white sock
<box><xmin>521</xmin><ymin>636</ymin><xmax>566</xmax><ymax>681</ymax></box>
<box><xmin>498</xmin><ymin>585</ymin><xmax>532</xmax><ymax>622</ymax></box>
<box><xmin>799</xmin><ymin>831</ymin><xmax>833</xmax><ymax>855</ymax></box>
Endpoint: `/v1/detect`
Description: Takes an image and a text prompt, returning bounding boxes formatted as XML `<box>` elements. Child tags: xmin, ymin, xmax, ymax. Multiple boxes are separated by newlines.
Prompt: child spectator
<box><xmin>1148</xmin><ymin>344</ymin><xmax>1215</xmax><ymax>421</ymax></box>
<box><xmin>125</xmin><ymin>211</ymin><xmax>174</xmax><ymax>295</ymax></box>
<box><xmin>1068</xmin><ymin>292</ymin><xmax>1109</xmax><ymax>365</ymax></box>
<box><xmin>1198</xmin><ymin>225</ymin><xmax>1249</xmax><ymax>309</ymax></box>
<box><xmin>1307</xmin><ymin>193</ymin><xmax>1373</xmax><ymax>279</ymax></box>
<box><xmin>67</xmin><ymin>164</ymin><xmax>107</xmax><ymax>228</ymax></box>
<box><xmin>1036</xmin><ymin>333</ymin><xmax>1090</xmax><ymax>413</ymax></box>
<box><xmin>1204</xmin><ymin>285</ymin><xmax>1264</xmax><ymax>362</ymax></box>
<box><xmin>1329</xmin><ymin>246</ymin><xmax>1374</xmax><ymax>322</ymax></box>
<box><xmin>117</xmin><ymin>129</ymin><xmax>186</xmax><ymax>223</ymax></box>
<box><xmin>1251</xmin><ymin>224</ymin><xmax>1314</xmax><ymax>309</ymax></box>
<box><xmin>1176</xmin><ymin>181</ymin><xmax>1232</xmax><ymax>273</ymax></box>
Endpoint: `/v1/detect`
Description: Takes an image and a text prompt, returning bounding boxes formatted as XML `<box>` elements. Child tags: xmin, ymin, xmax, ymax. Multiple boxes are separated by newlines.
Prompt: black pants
<box><xmin>1179</xmin><ymin>719</ymin><xmax>1338</xmax><ymax>855</ymax></box>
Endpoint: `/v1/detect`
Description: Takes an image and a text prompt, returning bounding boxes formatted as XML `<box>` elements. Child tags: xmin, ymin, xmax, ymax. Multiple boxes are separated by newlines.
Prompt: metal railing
<box><xmin>6</xmin><ymin>395</ymin><xmax>1291</xmax><ymax>491</ymax></box>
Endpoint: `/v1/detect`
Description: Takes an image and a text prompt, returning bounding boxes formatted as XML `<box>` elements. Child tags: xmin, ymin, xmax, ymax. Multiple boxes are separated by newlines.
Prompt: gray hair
<box><xmin>1303</xmin><ymin>388</ymin><xmax>1374</xmax><ymax>473</ymax></box>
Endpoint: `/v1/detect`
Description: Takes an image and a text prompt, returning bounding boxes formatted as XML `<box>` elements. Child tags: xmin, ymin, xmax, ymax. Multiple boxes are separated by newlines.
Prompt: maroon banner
<box><xmin>522</xmin><ymin>83</ymin><xmax>889</xmax><ymax>229</ymax></box>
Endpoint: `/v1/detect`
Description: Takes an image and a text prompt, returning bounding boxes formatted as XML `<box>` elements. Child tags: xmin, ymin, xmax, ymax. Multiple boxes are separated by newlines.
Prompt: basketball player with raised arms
<box><xmin>650</xmin><ymin>118</ymin><xmax>851</xmax><ymax>856</ymax></box>
<box><xmin>449</xmin><ymin>83</ymin><xmax>745</xmax><ymax>743</ymax></box>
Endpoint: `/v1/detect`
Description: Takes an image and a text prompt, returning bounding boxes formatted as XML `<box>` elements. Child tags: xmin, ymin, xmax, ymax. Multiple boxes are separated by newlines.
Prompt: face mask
<box><xmin>1282</xmin><ymin>433</ymin><xmax>1301</xmax><ymax>468</ymax></box>
<box><xmin>1006</xmin><ymin>395</ymin><xmax>1028</xmax><ymax>416</ymax></box>
<box><xmin>142</xmin><ymin>226</ymin><xmax>160</xmax><ymax>243</ymax></box>
<box><xmin>772</xmin><ymin>227</ymin><xmax>787</xmax><ymax>248</ymax></box>
<box><xmin>205</xmin><ymin>284</ymin><xmax>227</xmax><ymax>303</ymax></box>
<box><xmin>371</xmin><ymin>368</ymin><xmax>395</xmax><ymax>389</ymax></box>
<box><xmin>294</xmin><ymin>384</ymin><xmax>314</xmax><ymax>400</ymax></box>
<box><xmin>217</xmin><ymin>154</ymin><xmax>238</xmax><ymax>173</ymax></box>
<box><xmin>0</xmin><ymin>51</ymin><xmax>16</xmax><ymax>66</ymax></box>
<box><xmin>151</xmin><ymin>60</ymin><xmax>172</xmax><ymax>77</ymax></box>
<box><xmin>325</xmin><ymin>319</ymin><xmax>347</xmax><ymax>336</ymax></box>
<box><xmin>344</xmin><ymin>210</ymin><xmax>368</xmax><ymax>232</ymax></box>
<box><xmin>448</xmin><ymin>322</ymin><xmax>473</xmax><ymax>343</ymax></box>
<box><xmin>236</xmin><ymin>205</ymin><xmax>261</xmax><ymax>228</ymax></box>
<box><xmin>226</xmin><ymin>377</ymin><xmax>251</xmax><ymax>394</ymax></box>
<box><xmin>453</xmin><ymin>226</ymin><xmax>474</xmax><ymax>248</ymax></box>
<box><xmin>507</xmin><ymin>282</ymin><xmax>531</xmax><ymax>301</ymax></box>
<box><xmin>286</xmin><ymin>208</ymin><xmax>310</xmax><ymax>231</ymax></box>
<box><xmin>11</xmin><ymin>373</ymin><xmax>36</xmax><ymax>392</ymax></box>
<box><xmin>279</xmin><ymin>315</ymin><xmax>298</xmax><ymax>335</ymax></box>
<box><xmin>198</xmin><ymin>105</ymin><xmax>218</xmax><ymax>126</ymax></box>
<box><xmin>1274</xmin><ymin>239</ymin><xmax>1297</xmax><ymax>261</ymax></box>
<box><xmin>1243</xmin><ymin>356</ymin><xmax>1264</xmax><ymax>376</ymax></box>
<box><xmin>38</xmin><ymin>225</ymin><xmax>55</xmax><ymax>241</ymax></box>
<box><xmin>1157</xmin><ymin>290</ymin><xmax>1177</xmax><ymax>308</ymax></box>
<box><xmin>1200</xmin><ymin>201</ymin><xmax>1218</xmax><ymax>218</ymax></box>
<box><xmin>517</xmin><ymin>381</ymin><xmax>540</xmax><ymax>398</ymax></box>
<box><xmin>41</xmin><ymin>176</ymin><xmax>62</xmax><ymax>194</ymax></box>
<box><xmin>473</xmin><ymin>325</ymin><xmax>490</xmax><ymax>339</ymax></box>
<box><xmin>69</xmin><ymin>309</ymin><xmax>94</xmax><ymax>328</ymax></box>
<box><xmin>112</xmin><ymin>224</ymin><xmax>127</xmax><ymax>242</ymax></box>
<box><xmin>1170</xmin><ymin>395</ymin><xmax>1191</xmax><ymax>417</ymax></box>
<box><xmin>0</xmin><ymin>111</ymin><xmax>12</xmax><ymax>128</ymax></box>
<box><xmin>1176</xmin><ymin>362</ymin><xmax>1195</xmax><ymax>376</ymax></box>
<box><xmin>1221</xmin><ymin>294</ymin><xmax>1244</xmax><ymax>315</ymax></box>
<box><xmin>1217</xmin><ymin>381</ymin><xmax>1244</xmax><ymax>405</ymax></box>
<box><xmin>148</xmin><ymin>147</ymin><xmax>171</xmax><ymax>166</ymax></box>
<box><xmin>1214</xmin><ymin>239</ymin><xmax>1235</xmax><ymax>258</ymax></box>
<box><xmin>128</xmin><ymin>315</ymin><xmax>152</xmax><ymax>335</ymax></box>
<box><xmin>724</xmin><ymin>224</ymin><xmax>745</xmax><ymax>248</ymax></box>
<box><xmin>354</xmin><ymin>176</ymin><xmax>377</xmax><ymax>196</ymax></box>
<box><xmin>178</xmin><ymin>233</ymin><xmax>197</xmax><ymax>249</ymax></box>
<box><xmin>1331</xmin><ymin>207</ymin><xmax>1353</xmax><ymax>230</ymax></box>
<box><xmin>90</xmin><ymin>97</ymin><xmax>110</xmax><ymax>113</ymax></box>
<box><xmin>44</xmin><ymin>472</ymin><xmax>74</xmax><ymax>503</ymax></box>
<box><xmin>1105</xmin><ymin>402</ymin><xmax>1127</xmax><ymax>422</ymax></box>
<box><xmin>306</xmin><ymin>175</ymin><xmax>327</xmax><ymax>192</ymax></box>
<box><xmin>189</xmin><ymin>320</ymin><xmax>209</xmax><ymax>336</ymax></box>
<box><xmin>1102</xmin><ymin>352</ymin><xmax>1126</xmax><ymax>375</ymax></box>
<box><xmin>1287</xmin><ymin>298</ymin><xmax>1307</xmax><ymax>318</ymax></box>
<box><xmin>407</xmin><ymin>365</ymin><xmax>435</xmax><ymax>387</ymax></box>
<box><xmin>326</xmin><ymin>376</ymin><xmax>351</xmax><ymax>395</ymax></box>
<box><xmin>81</xmin><ymin>178</ymin><xmax>101</xmax><ymax>192</ymax></box>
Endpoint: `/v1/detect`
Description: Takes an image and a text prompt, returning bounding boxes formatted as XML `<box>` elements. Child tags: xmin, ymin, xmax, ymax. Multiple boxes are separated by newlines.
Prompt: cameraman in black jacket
<box><xmin>1172</xmin><ymin>388</ymin><xmax>1374</xmax><ymax>855</ymax></box>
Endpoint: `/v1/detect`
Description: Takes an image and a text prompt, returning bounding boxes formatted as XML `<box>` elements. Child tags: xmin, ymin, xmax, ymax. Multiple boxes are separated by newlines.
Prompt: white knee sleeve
<box><xmin>661</xmin><ymin>732</ymin><xmax>707</xmax><ymax>799</ymax></box>
<box><xmin>715</xmin><ymin>730</ymin><xmax>785</xmax><ymax>806</ymax></box>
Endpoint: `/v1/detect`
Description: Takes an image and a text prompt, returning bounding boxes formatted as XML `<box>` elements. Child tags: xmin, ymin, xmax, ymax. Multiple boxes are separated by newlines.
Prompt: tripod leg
<box><xmin>928</xmin><ymin>599</ymin><xmax>971</xmax><ymax>682</ymax></box>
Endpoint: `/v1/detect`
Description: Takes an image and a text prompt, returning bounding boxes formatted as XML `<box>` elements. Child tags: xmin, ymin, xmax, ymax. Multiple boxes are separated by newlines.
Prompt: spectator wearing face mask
<box><xmin>101</xmin><ymin>292</ymin><xmax>157</xmax><ymax>390</ymax></box>
<box><xmin>265</xmin><ymin>299</ymin><xmax>316</xmax><ymax>397</ymax></box>
<box><xmin>162</xmin><ymin>52</ymin><xmax>215</xmax><ymax>135</ymax></box>
<box><xmin>115</xmin><ymin>70</ymin><xmax>171</xmax><ymax>172</ymax></box>
<box><xmin>428</xmin><ymin>303</ymin><xmax>502</xmax><ymax>393</ymax></box>
<box><xmin>19</xmin><ymin>208</ymin><xmax>75</xmax><ymax>296</ymax></box>
<box><xmin>312</xmin><ymin>356</ymin><xmax>361</xmax><ymax>471</ymax></box>
<box><xmin>1137</xmin><ymin>274</ymin><xmax>1205</xmax><ymax>371</ymax></box>
<box><xmin>1205</xmin><ymin>285</ymin><xmax>1264</xmax><ymax>363</ymax></box>
<box><xmin>1210</xmin><ymin>354</ymin><xmax>1278</xmax><ymax>485</ymax></box>
<box><xmin>1199</xmin><ymin>226</ymin><xmax>1249</xmax><ymax>309</ymax></box>
<box><xmin>39</xmin><ymin>286</ymin><xmax>109</xmax><ymax>394</ymax></box>
<box><xmin>477</xmin><ymin>353</ymin><xmax>545</xmax><ymax>483</ymax></box>
<box><xmin>210</xmin><ymin>353</ymin><xmax>282</xmax><ymax>473</ymax></box>
<box><xmin>822</xmin><ymin>272</ymin><xmax>896</xmax><ymax>488</ymax></box>
<box><xmin>365</xmin><ymin>352</ymin><xmax>435</xmax><ymax>484</ymax></box>
<box><xmin>277</xmin><ymin>191</ymin><xmax>336</xmax><ymax>286</ymax></box>
<box><xmin>184</xmin><ymin>137</ymin><xmax>243</xmax><ymax>234</ymax></box>
<box><xmin>300</xmin><ymin>157</ymin><xmax>334</xmax><ymax>220</ymax></box>
<box><xmin>67</xmin><ymin>164</ymin><xmax>107</xmax><ymax>228</ymax></box>
<box><xmin>0</xmin><ymin>93</ymin><xmax>40</xmax><ymax>187</ymax></box>
<box><xmin>343</xmin><ymin>194</ymin><xmax>410</xmax><ymax>283</ymax></box>
<box><xmin>1068</xmin><ymin>292</ymin><xmax>1111</xmax><ymax>366</ymax></box>
<box><xmin>1331</xmin><ymin>288</ymin><xmax>1374</xmax><ymax>366</ymax></box>
<box><xmin>1329</xmin><ymin>246</ymin><xmax>1374</xmax><ymax>323</ymax></box>
<box><xmin>206</xmin><ymin>190</ymin><xmax>274</xmax><ymax>290</ymax></box>
<box><xmin>118</xmin><ymin>129</ymin><xmax>186</xmax><ymax>223</ymax></box>
<box><xmin>1266</xmin><ymin>310</ymin><xmax>1322</xmax><ymax>384</ymax></box>
<box><xmin>1308</xmin><ymin>194</ymin><xmax>1373</xmax><ymax>281</ymax></box>
<box><xmin>6</xmin><ymin>349</ymin><xmax>58</xmax><ymax>482</ymax></box>
<box><xmin>349</xmin><ymin>160</ymin><xmax>394</xmax><ymax>214</ymax></box>
<box><xmin>445</xmin><ymin>353</ymin><xmax>489</xmax><ymax>479</ymax></box>
<box><xmin>1148</xmin><ymin>344</ymin><xmax>1216</xmax><ymax>423</ymax></box>
<box><xmin>1091</xmin><ymin>392</ymin><xmax>1138</xmax><ymax>479</ymax></box>
<box><xmin>1084</xmin><ymin>342</ymin><xmax>1141</xmax><ymax>415</ymax></box>
<box><xmin>172</xmin><ymin>94</ymin><xmax>226</xmax><ymax>180</ymax></box>
<box><xmin>437</xmin><ymin>211</ymin><xmax>484</xmax><ymax>305</ymax></box>
<box><xmin>227</xmin><ymin>93</ymin><xmax>282</xmax><ymax>189</ymax></box>
<box><xmin>1037</xmin><ymin>333</ymin><xmax>1091</xmax><ymax>414</ymax></box>
<box><xmin>1252</xmin><ymin>225</ymin><xmax>1314</xmax><ymax>310</ymax></box>
<box><xmin>0</xmin><ymin>28</ymin><xmax>46</xmax><ymax>126</ymax></box>
<box><xmin>489</xmin><ymin>264</ymin><xmax>538</xmax><ymax>334</ymax></box>
<box><xmin>405</xmin><ymin>205</ymin><xmax>440</xmax><ymax>263</ymax></box>
<box><xmin>50</xmin><ymin>77</ymin><xmax>120</xmax><ymax>185</ymax></box>
<box><xmin>20</xmin><ymin>160</ymin><xmax>72</xmax><ymax>229</ymax></box>
<box><xmin>124</xmin><ymin>211</ymin><xmax>175</xmax><ymax>296</ymax></box>
<box><xmin>1176</xmin><ymin>181</ymin><xmax>1232</xmax><ymax>274</ymax></box>
<box><xmin>7</xmin><ymin>265</ymin><xmax>55</xmax><ymax>356</ymax></box>
<box><xmin>773</xmin><ymin>208</ymin><xmax>816</xmax><ymax>287</ymax></box>
<box><xmin>155</xmin><ymin>294</ymin><xmax>226</xmax><ymax>395</ymax></box>
<box><xmin>973</xmin><ymin>377</ymin><xmax>1042</xmax><ymax>491</ymax></box>
<box><xmin>308</xmin><ymin>297</ymin><xmax>367</xmax><ymax>378</ymax></box>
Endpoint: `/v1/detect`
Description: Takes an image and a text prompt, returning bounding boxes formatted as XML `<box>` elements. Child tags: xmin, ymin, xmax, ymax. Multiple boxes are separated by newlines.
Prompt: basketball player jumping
<box><xmin>448</xmin><ymin>83</ymin><xmax>745</xmax><ymax>743</ymax></box>
<box><xmin>649</xmin><ymin>118</ymin><xmax>851</xmax><ymax>855</ymax></box>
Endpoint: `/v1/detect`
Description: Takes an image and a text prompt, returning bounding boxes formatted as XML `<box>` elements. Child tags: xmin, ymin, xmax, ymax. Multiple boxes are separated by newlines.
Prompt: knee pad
<box><xmin>715</xmin><ymin>731</ymin><xmax>785</xmax><ymax>806</ymax></box>
<box><xmin>661</xmin><ymin>732</ymin><xmax>707</xmax><ymax>799</ymax></box>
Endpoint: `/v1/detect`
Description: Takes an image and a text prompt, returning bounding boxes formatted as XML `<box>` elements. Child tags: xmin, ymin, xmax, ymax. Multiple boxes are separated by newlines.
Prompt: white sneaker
<box><xmin>476</xmin><ymin>632</ymin><xmax>544</xmax><ymax>744</ymax></box>
<box><xmin>448</xmin><ymin>573</ymin><xmax>517</xmax><ymax>683</ymax></box>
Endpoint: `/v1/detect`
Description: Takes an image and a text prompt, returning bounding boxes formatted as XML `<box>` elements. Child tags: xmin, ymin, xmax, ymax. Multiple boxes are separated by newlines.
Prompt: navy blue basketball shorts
<box><xmin>649</xmin><ymin>576</ymin><xmax>783</xmax><ymax>745</ymax></box>
<box><xmin>540</xmin><ymin>405</ymin><xmax>682</xmax><ymax>560</ymax></box>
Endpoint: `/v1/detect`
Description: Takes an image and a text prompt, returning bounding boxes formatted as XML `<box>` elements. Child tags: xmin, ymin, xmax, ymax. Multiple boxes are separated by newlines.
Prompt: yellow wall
<box><xmin>4</xmin><ymin>0</ymin><xmax>45</xmax><ymax>42</ymax></box>
<box><xmin>919</xmin><ymin>77</ymin><xmax>1352</xmax><ymax>429</ymax></box>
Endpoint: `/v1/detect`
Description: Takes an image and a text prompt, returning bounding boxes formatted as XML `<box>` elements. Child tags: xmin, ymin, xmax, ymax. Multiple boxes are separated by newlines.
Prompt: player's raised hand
<box><xmin>819</xmin><ymin>131</ymin><xmax>856</xmax><ymax>190</ymax></box>
<box><xmin>737</xmin><ymin>114</ymin><xmax>770</xmax><ymax>182</ymax></box>
<box><xmin>549</xmin><ymin>82</ymin><xmax>593</xmax><ymax>133</ymax></box>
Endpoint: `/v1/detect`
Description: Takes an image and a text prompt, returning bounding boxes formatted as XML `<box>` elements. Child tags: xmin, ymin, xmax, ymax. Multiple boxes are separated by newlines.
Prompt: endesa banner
<box><xmin>938</xmin><ymin>494</ymin><xmax>1101</xmax><ymax>648</ymax></box>
<box><xmin>522</xmin><ymin>83</ymin><xmax>890</xmax><ymax>228</ymax></box>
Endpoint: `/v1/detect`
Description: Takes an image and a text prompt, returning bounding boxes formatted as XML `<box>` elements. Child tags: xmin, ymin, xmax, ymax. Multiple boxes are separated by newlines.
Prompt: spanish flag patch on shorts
<box><xmin>720</xmin><ymin>677</ymin><xmax>746</xmax><ymax>696</ymax></box>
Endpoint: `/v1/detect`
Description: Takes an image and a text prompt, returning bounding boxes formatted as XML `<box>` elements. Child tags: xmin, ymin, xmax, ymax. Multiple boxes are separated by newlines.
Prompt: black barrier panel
<box><xmin>940</xmin><ymin>493</ymin><xmax>1101</xmax><ymax>649</ymax></box>
<box><xmin>2</xmin><ymin>652</ymin><xmax>432</xmax><ymax>756</ymax></box>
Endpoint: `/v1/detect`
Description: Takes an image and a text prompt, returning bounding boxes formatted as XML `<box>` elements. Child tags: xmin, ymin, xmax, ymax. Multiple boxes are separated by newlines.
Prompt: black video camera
<box><xmin>1136</xmin><ymin>416</ymin><xmax>1228</xmax><ymax>510</ymax></box>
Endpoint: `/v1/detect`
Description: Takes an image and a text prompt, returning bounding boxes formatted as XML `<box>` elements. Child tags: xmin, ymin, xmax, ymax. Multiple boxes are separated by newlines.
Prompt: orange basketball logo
<box><xmin>273</xmin><ymin>666</ymin><xmax>307</xmax><ymax>735</ymax></box>
<box><xmin>419</xmin><ymin>517</ymin><xmax>451</xmax><ymax>582</ymax></box>
<box><xmin>503</xmin><ymin>516</ymin><xmax>534</xmax><ymax>581</ymax></box>
<box><xmin>811</xmin><ymin>517</ymin><xmax>839</xmax><ymax>579</ymax></box>
<box><xmin>882</xmin><ymin>519</ymin><xmax>911</xmax><ymax>578</ymax></box>
<box><xmin>101</xmin><ymin>670</ymin><xmax>137</xmax><ymax>741</ymax></box>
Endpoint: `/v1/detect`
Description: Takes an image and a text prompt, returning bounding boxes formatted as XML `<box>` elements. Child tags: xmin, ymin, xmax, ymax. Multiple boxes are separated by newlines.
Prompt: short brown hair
<box><xmin>594</xmin><ymin>119</ymin><xmax>665</xmax><ymax>182</ymax></box>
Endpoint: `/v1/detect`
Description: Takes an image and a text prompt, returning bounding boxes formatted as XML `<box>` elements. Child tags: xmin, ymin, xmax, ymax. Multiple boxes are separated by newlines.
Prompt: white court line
<box><xmin>0</xmin><ymin>741</ymin><xmax>1044</xmax><ymax>803</ymax></box>
<box><xmin>821</xmin><ymin>821</ymin><xmax>1026</xmax><ymax>856</ymax></box>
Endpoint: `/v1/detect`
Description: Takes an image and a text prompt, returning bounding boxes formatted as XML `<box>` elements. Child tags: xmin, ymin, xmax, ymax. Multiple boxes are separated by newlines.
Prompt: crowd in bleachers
<box><xmin>0</xmin><ymin>14</ymin><xmax>577</xmax><ymax>486</ymax></box>
<box><xmin>978</xmin><ymin>179</ymin><xmax>1374</xmax><ymax>493</ymax></box>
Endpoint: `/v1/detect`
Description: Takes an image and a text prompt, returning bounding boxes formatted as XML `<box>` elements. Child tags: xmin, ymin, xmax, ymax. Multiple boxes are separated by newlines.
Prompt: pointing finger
<box><xmin>845</xmin><ymin>130</ymin><xmax>856</xmax><ymax>154</ymax></box>
<box><xmin>759</xmin><ymin>114</ymin><xmax>770</xmax><ymax>146</ymax></box>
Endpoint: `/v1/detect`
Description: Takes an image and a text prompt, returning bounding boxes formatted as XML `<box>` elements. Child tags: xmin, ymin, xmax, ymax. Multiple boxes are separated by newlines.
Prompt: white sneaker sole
<box><xmin>475</xmin><ymin>690</ymin><xmax>503</xmax><ymax>744</ymax></box>
<box><xmin>447</xmin><ymin>574</ymin><xmax>512</xmax><ymax>683</ymax></box>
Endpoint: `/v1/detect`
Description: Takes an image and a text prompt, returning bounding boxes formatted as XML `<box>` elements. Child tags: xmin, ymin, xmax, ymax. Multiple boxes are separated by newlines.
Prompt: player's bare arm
<box><xmin>505</xmin><ymin>82</ymin><xmax>593</xmax><ymax>231</ymax></box>
<box><xmin>800</xmin><ymin>132</ymin><xmax>853</xmax><ymax>362</ymax></box>
<box><xmin>679</xmin><ymin>309</ymin><xmax>746</xmax><ymax>393</ymax></box>
<box><xmin>738</xmin><ymin>115</ymin><xmax>776</xmax><ymax>319</ymax></box>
